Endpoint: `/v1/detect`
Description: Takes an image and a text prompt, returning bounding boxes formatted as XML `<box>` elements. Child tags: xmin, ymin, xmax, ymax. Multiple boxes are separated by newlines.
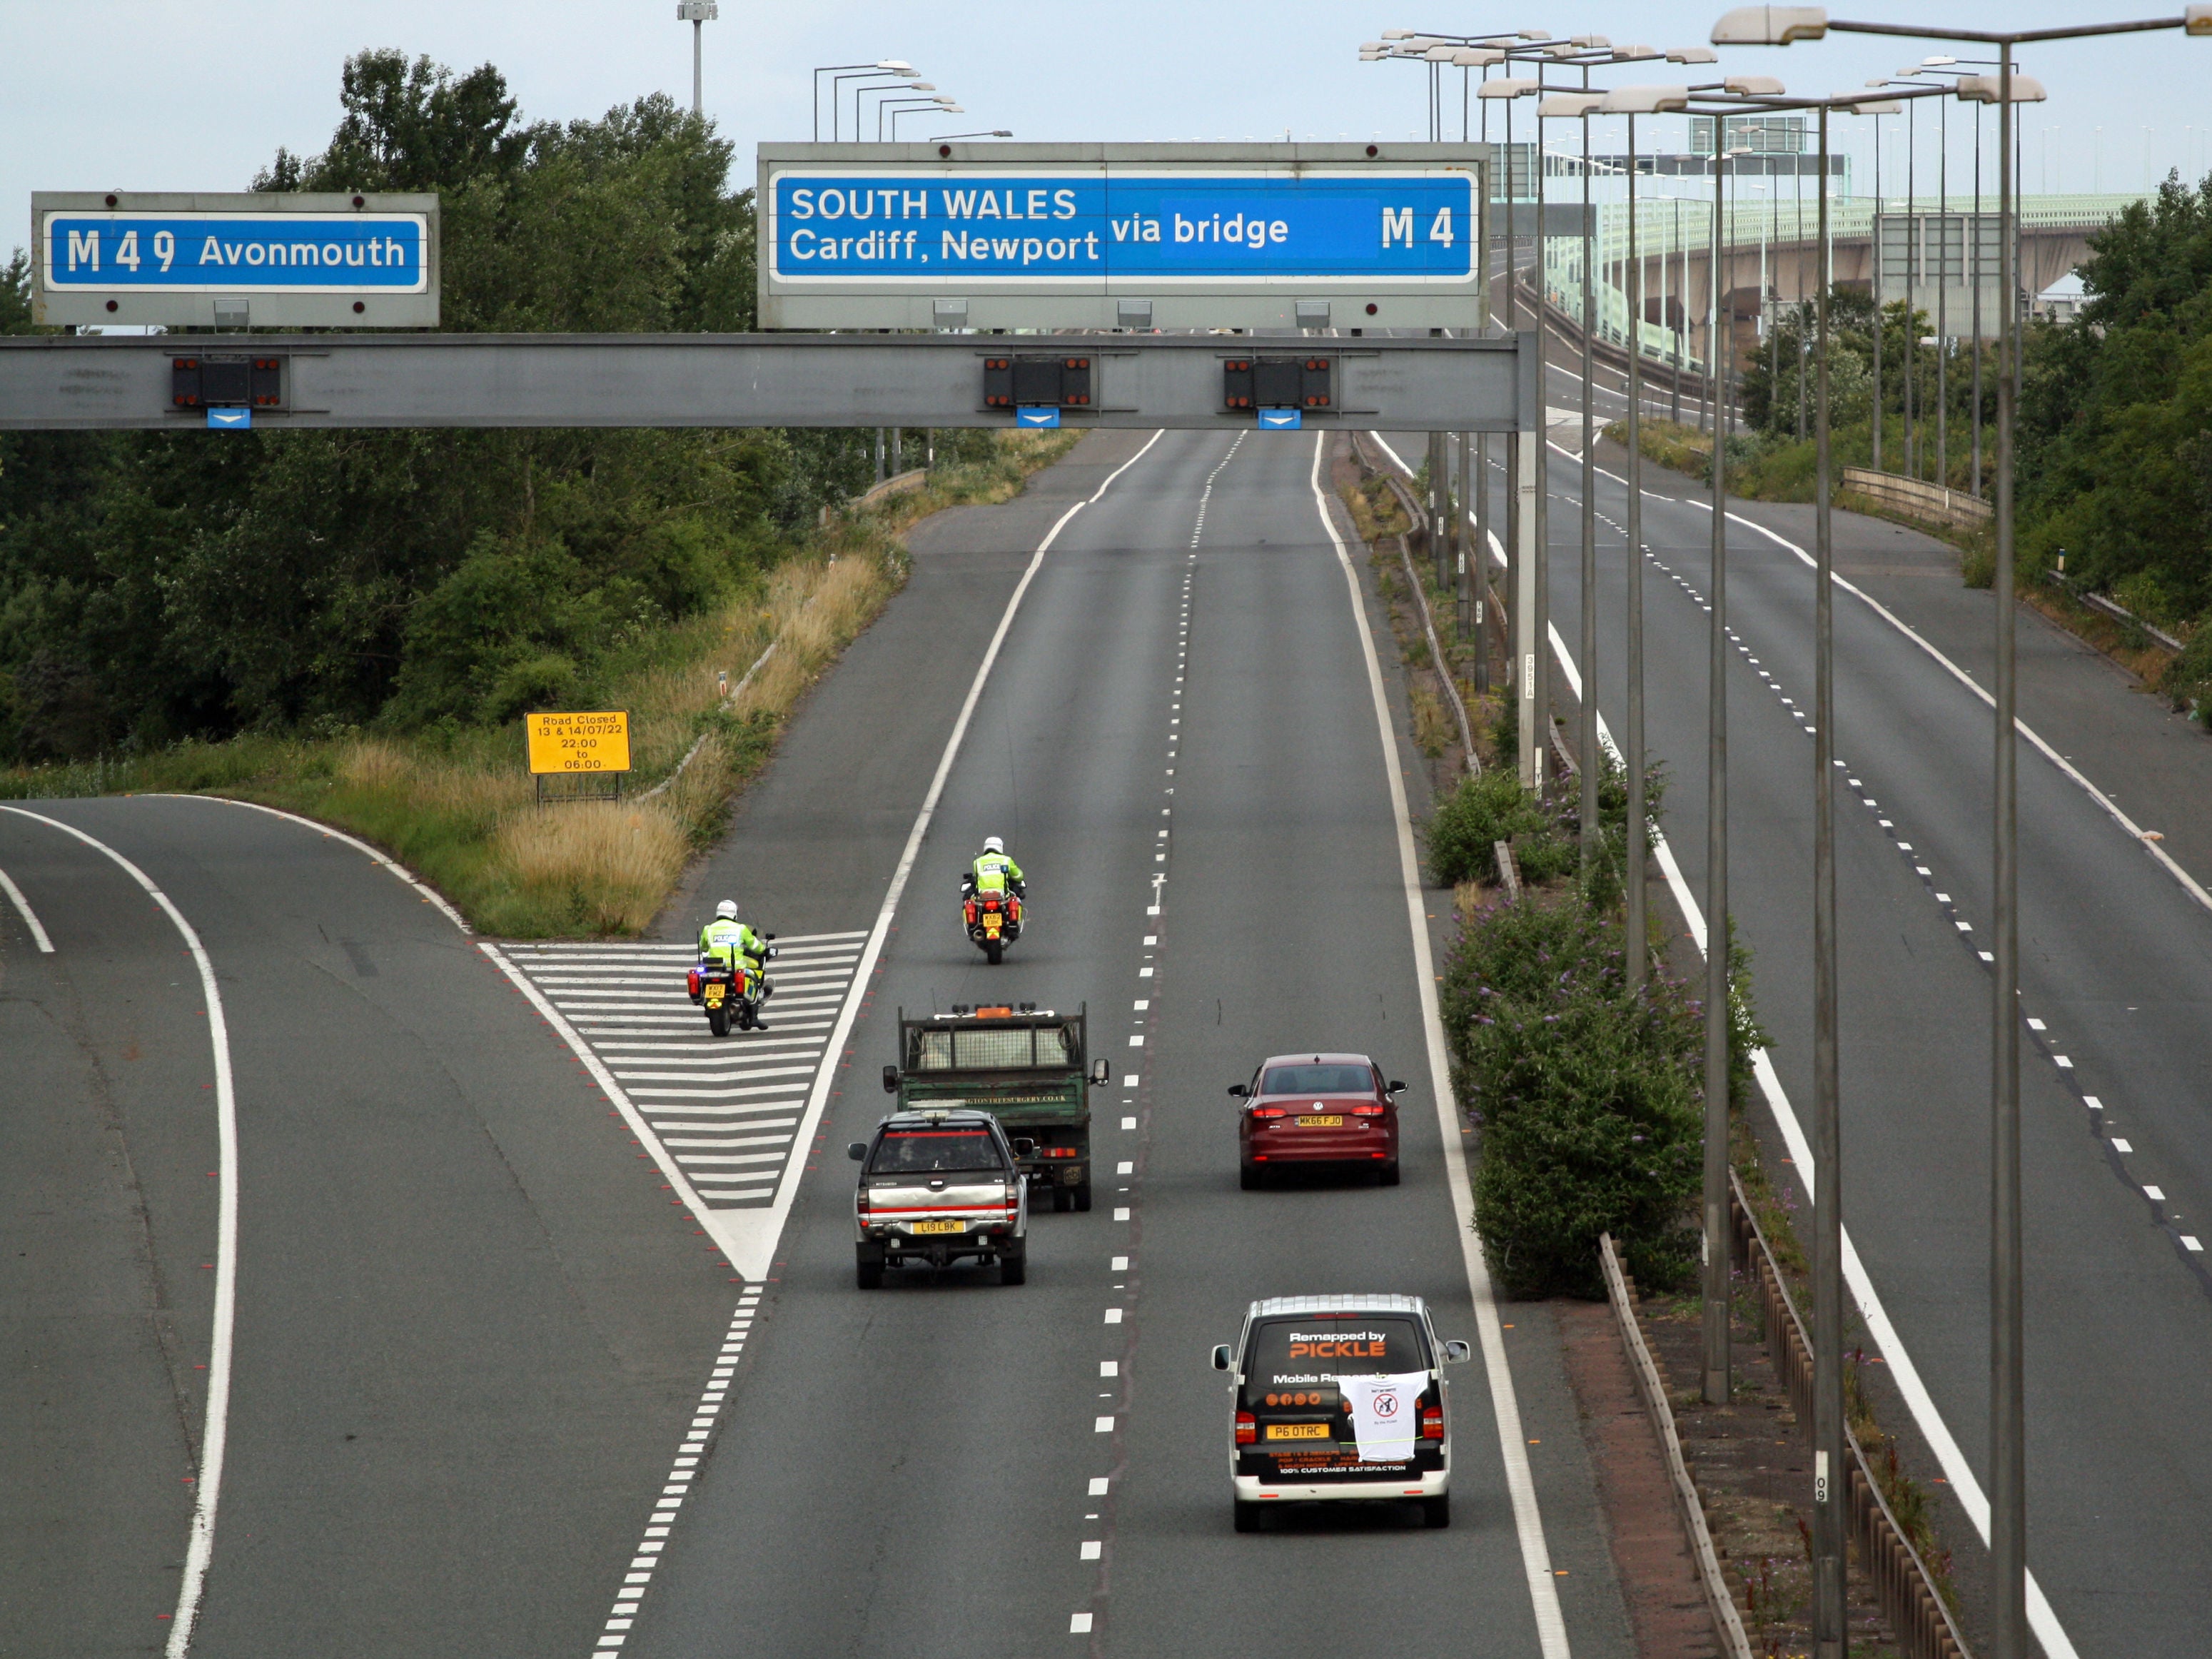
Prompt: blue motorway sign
<box><xmin>41</xmin><ymin>212</ymin><xmax>429</xmax><ymax>293</ymax></box>
<box><xmin>1258</xmin><ymin>408</ymin><xmax>1303</xmax><ymax>430</ymax></box>
<box><xmin>208</xmin><ymin>408</ymin><xmax>251</xmax><ymax>430</ymax></box>
<box><xmin>766</xmin><ymin>169</ymin><xmax>1477</xmax><ymax>286</ymax></box>
<box><xmin>1015</xmin><ymin>407</ymin><xmax>1062</xmax><ymax>429</ymax></box>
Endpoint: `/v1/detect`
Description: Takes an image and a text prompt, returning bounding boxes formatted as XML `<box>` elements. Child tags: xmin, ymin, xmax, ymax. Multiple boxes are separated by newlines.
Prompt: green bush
<box><xmin>1425</xmin><ymin>768</ymin><xmax>1552</xmax><ymax>884</ymax></box>
<box><xmin>1441</xmin><ymin>897</ymin><xmax>1705</xmax><ymax>1296</ymax></box>
<box><xmin>2161</xmin><ymin>620</ymin><xmax>2212</xmax><ymax>726</ymax></box>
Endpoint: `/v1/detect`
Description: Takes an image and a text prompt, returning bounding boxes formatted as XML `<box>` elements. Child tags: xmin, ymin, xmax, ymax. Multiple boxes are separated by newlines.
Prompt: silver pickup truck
<box><xmin>847</xmin><ymin>1108</ymin><xmax>1031</xmax><ymax>1288</ymax></box>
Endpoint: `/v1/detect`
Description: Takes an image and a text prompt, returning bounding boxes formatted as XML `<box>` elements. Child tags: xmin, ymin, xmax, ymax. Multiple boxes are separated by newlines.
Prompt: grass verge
<box><xmin>0</xmin><ymin>430</ymin><xmax>1078</xmax><ymax>935</ymax></box>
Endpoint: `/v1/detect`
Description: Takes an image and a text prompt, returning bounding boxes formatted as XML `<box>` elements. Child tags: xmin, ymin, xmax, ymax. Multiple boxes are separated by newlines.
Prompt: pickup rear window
<box><xmin>1260</xmin><ymin>1064</ymin><xmax>1375</xmax><ymax>1096</ymax></box>
<box><xmin>869</xmin><ymin>1128</ymin><xmax>1006</xmax><ymax>1174</ymax></box>
<box><xmin>1243</xmin><ymin>1316</ymin><xmax>1428</xmax><ymax>1395</ymax></box>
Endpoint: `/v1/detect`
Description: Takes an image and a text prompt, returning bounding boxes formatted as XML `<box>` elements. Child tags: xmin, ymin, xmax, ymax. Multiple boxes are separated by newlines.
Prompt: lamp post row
<box><xmin>1713</xmin><ymin>11</ymin><xmax>2206</xmax><ymax>1659</ymax></box>
<box><xmin>1388</xmin><ymin>11</ymin><xmax>2205</xmax><ymax>1659</ymax></box>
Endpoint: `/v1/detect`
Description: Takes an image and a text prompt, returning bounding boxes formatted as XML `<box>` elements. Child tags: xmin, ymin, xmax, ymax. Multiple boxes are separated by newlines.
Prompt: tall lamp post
<box><xmin>1712</xmin><ymin>12</ymin><xmax>2199</xmax><ymax>1659</ymax></box>
<box><xmin>677</xmin><ymin>0</ymin><xmax>717</xmax><ymax>118</ymax></box>
<box><xmin>1594</xmin><ymin>84</ymin><xmax>1697</xmax><ymax>989</ymax></box>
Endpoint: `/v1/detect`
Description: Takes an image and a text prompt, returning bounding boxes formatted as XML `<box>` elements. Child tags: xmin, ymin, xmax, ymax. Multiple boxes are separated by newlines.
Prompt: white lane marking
<box><xmin>1094</xmin><ymin>1415</ymin><xmax>1115</xmax><ymax>1431</ymax></box>
<box><xmin>1</xmin><ymin>808</ymin><xmax>238</xmax><ymax>1659</ymax></box>
<box><xmin>2185</xmin><ymin>1237</ymin><xmax>2204</xmax><ymax>1253</ymax></box>
<box><xmin>595</xmin><ymin>1301</ymin><xmax>756</xmax><ymax>1650</ymax></box>
<box><xmin>1714</xmin><ymin>513</ymin><xmax>2212</xmax><ymax>917</ymax></box>
<box><xmin>1071</xmin><ymin>1613</ymin><xmax>1095</xmax><ymax>1633</ymax></box>
<box><xmin>146</xmin><ymin>794</ymin><xmax>471</xmax><ymax>932</ymax></box>
<box><xmin>1542</xmin><ymin>619</ymin><xmax>2085</xmax><ymax>1659</ymax></box>
<box><xmin>646</xmin><ymin>428</ymin><xmax>1165</xmax><ymax>1274</ymax></box>
<box><xmin>2112</xmin><ymin>1140</ymin><xmax>2134</xmax><ymax>1154</ymax></box>
<box><xmin>2084</xmin><ymin>1096</ymin><xmax>2104</xmax><ymax>1111</ymax></box>
<box><xmin>1103</xmin><ymin>1308</ymin><xmax>1123</xmax><ymax>1324</ymax></box>
<box><xmin>1308</xmin><ymin>435</ymin><xmax>1570</xmax><ymax>1658</ymax></box>
<box><xmin>1080</xmin><ymin>1540</ymin><xmax>1103</xmax><ymax>1560</ymax></box>
<box><xmin>0</xmin><ymin>862</ymin><xmax>55</xmax><ymax>951</ymax></box>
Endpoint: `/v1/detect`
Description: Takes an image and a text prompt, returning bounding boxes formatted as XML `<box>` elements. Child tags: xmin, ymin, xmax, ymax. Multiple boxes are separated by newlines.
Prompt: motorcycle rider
<box><xmin>698</xmin><ymin>899</ymin><xmax>774</xmax><ymax>1029</ymax></box>
<box><xmin>961</xmin><ymin>837</ymin><xmax>1026</xmax><ymax>908</ymax></box>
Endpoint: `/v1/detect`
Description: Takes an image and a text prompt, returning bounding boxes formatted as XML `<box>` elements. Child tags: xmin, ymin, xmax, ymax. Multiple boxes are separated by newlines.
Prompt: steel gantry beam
<box><xmin>0</xmin><ymin>330</ymin><xmax>1540</xmax><ymax>433</ymax></box>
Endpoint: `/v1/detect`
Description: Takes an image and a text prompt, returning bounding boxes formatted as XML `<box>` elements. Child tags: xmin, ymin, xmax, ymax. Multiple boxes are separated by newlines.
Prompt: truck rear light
<box><xmin>1235</xmin><ymin>1412</ymin><xmax>1256</xmax><ymax>1446</ymax></box>
<box><xmin>1420</xmin><ymin>1406</ymin><xmax>1444</xmax><ymax>1440</ymax></box>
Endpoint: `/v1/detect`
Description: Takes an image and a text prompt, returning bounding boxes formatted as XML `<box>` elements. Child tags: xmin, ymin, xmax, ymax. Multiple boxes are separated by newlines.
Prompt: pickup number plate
<box><xmin>1266</xmin><ymin>1423</ymin><xmax>1331</xmax><ymax>1441</ymax></box>
<box><xmin>1296</xmin><ymin>1115</ymin><xmax>1344</xmax><ymax>1127</ymax></box>
<box><xmin>911</xmin><ymin>1218</ymin><xmax>964</xmax><ymax>1235</ymax></box>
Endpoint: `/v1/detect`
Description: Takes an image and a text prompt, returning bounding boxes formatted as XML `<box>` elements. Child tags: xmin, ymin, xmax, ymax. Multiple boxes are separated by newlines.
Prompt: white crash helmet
<box><xmin>981</xmin><ymin>836</ymin><xmax>1004</xmax><ymax>855</ymax></box>
<box><xmin>715</xmin><ymin>899</ymin><xmax>738</xmax><ymax>919</ymax></box>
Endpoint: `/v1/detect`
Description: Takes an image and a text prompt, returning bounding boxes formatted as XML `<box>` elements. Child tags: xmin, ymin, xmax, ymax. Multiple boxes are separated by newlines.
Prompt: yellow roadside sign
<box><xmin>525</xmin><ymin>710</ymin><xmax>632</xmax><ymax>775</ymax></box>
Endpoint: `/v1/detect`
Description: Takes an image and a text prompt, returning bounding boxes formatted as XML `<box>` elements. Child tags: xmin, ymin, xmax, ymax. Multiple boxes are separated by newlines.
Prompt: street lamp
<box><xmin>839</xmin><ymin>70</ymin><xmax>921</xmax><ymax>143</ymax></box>
<box><xmin>1706</xmin><ymin>18</ymin><xmax>2202</xmax><ymax>1659</ymax></box>
<box><xmin>677</xmin><ymin>0</ymin><xmax>717</xmax><ymax>118</ymax></box>
<box><xmin>1595</xmin><ymin>81</ymin><xmax>1693</xmax><ymax>993</ymax></box>
<box><xmin>889</xmin><ymin>101</ymin><xmax>961</xmax><ymax>139</ymax></box>
<box><xmin>814</xmin><ymin>61</ymin><xmax>914</xmax><ymax>141</ymax></box>
<box><xmin>928</xmin><ymin>131</ymin><xmax>1013</xmax><ymax>141</ymax></box>
<box><xmin>1542</xmin><ymin>87</ymin><xmax>1607</xmax><ymax>876</ymax></box>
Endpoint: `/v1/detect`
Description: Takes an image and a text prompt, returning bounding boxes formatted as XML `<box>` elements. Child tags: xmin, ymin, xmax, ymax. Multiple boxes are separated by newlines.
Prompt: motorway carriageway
<box><xmin>1376</xmin><ymin>383</ymin><xmax>2212</xmax><ymax>1655</ymax></box>
<box><xmin>0</xmin><ymin>429</ymin><xmax>1634</xmax><ymax>1658</ymax></box>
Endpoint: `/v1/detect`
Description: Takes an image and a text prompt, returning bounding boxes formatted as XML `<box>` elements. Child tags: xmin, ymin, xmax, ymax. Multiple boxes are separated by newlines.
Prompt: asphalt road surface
<box><xmin>1</xmin><ymin>432</ymin><xmax>1637</xmax><ymax>1659</ymax></box>
<box><xmin>0</xmin><ymin>798</ymin><xmax>734</xmax><ymax>1657</ymax></box>
<box><xmin>1381</xmin><ymin>368</ymin><xmax>2212</xmax><ymax>1656</ymax></box>
<box><xmin>615</xmin><ymin>427</ymin><xmax>1603</xmax><ymax>1658</ymax></box>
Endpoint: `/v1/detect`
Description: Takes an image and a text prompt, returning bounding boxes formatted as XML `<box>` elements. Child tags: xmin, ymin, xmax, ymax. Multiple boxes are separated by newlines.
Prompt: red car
<box><xmin>1232</xmin><ymin>1052</ymin><xmax>1405</xmax><ymax>1189</ymax></box>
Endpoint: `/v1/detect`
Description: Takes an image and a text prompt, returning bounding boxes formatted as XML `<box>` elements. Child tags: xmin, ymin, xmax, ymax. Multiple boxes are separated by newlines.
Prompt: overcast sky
<box><xmin>10</xmin><ymin>0</ymin><xmax>2212</xmax><ymax>257</ymax></box>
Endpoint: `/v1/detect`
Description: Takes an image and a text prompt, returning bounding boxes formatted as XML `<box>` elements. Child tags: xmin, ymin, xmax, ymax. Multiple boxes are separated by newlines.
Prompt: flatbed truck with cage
<box><xmin>882</xmin><ymin>1003</ymin><xmax>1108</xmax><ymax>1212</ymax></box>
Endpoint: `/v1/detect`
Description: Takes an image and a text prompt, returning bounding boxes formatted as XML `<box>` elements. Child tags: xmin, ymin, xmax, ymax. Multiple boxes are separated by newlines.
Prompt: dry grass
<box><xmin>493</xmin><ymin>801</ymin><xmax>693</xmax><ymax>934</ymax></box>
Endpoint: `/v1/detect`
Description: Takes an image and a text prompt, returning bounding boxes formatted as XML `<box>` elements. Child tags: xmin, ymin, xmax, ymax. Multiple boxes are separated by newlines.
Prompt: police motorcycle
<box><xmin>961</xmin><ymin>879</ymin><xmax>1023</xmax><ymax>964</ymax></box>
<box><xmin>687</xmin><ymin>934</ymin><xmax>777</xmax><ymax>1036</ymax></box>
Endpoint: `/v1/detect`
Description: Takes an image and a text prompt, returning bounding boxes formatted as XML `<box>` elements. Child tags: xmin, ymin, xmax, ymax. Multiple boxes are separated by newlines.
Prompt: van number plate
<box><xmin>911</xmin><ymin>1219</ymin><xmax>964</xmax><ymax>1235</ymax></box>
<box><xmin>1265</xmin><ymin>1423</ymin><xmax>1331</xmax><ymax>1441</ymax></box>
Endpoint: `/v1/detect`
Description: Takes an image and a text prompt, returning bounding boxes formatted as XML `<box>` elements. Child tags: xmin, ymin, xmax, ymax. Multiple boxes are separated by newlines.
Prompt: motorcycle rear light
<box><xmin>1235</xmin><ymin>1412</ymin><xmax>1256</xmax><ymax>1446</ymax></box>
<box><xmin>686</xmin><ymin>967</ymin><xmax>702</xmax><ymax>997</ymax></box>
<box><xmin>1420</xmin><ymin>1406</ymin><xmax>1444</xmax><ymax>1440</ymax></box>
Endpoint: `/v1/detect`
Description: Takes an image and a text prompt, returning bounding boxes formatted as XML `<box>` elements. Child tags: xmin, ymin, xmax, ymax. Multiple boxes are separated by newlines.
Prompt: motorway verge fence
<box><xmin>1729</xmin><ymin>1172</ymin><xmax>1974</xmax><ymax>1659</ymax></box>
<box><xmin>1599</xmin><ymin>1232</ymin><xmax>1755</xmax><ymax>1659</ymax></box>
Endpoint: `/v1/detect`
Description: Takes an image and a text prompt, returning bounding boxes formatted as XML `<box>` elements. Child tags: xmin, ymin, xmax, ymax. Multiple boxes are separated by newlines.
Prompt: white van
<box><xmin>1211</xmin><ymin>1293</ymin><xmax>1471</xmax><ymax>1531</ymax></box>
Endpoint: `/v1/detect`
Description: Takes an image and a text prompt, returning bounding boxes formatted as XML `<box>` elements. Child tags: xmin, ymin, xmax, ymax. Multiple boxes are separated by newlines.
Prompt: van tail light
<box><xmin>1251</xmin><ymin>1106</ymin><xmax>1286</xmax><ymax>1119</ymax></box>
<box><xmin>1235</xmin><ymin>1411</ymin><xmax>1257</xmax><ymax>1446</ymax></box>
<box><xmin>1350</xmin><ymin>1104</ymin><xmax>1386</xmax><ymax>1117</ymax></box>
<box><xmin>1420</xmin><ymin>1405</ymin><xmax>1444</xmax><ymax>1440</ymax></box>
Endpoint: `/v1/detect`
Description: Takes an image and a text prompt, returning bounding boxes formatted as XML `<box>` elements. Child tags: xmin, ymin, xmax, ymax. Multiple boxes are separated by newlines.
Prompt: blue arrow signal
<box><xmin>1015</xmin><ymin>406</ymin><xmax>1061</xmax><ymax>428</ymax></box>
<box><xmin>207</xmin><ymin>408</ymin><xmax>251</xmax><ymax>430</ymax></box>
<box><xmin>1258</xmin><ymin>408</ymin><xmax>1302</xmax><ymax>430</ymax></box>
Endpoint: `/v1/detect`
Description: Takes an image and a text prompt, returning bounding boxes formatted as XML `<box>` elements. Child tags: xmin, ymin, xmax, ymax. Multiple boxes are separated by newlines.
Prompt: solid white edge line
<box><xmin>0</xmin><ymin>807</ymin><xmax>238</xmax><ymax>1659</ymax></box>
<box><xmin>0</xmin><ymin>861</ymin><xmax>55</xmax><ymax>950</ymax></box>
<box><xmin>734</xmin><ymin>427</ymin><xmax>1168</xmax><ymax>1281</ymax></box>
<box><xmin>1311</xmin><ymin>435</ymin><xmax>1570</xmax><ymax>1659</ymax></box>
<box><xmin>143</xmin><ymin>794</ymin><xmax>474</xmax><ymax>933</ymax></box>
<box><xmin>479</xmin><ymin>942</ymin><xmax>733</xmax><ymax>1245</ymax></box>
<box><xmin>1725</xmin><ymin>510</ymin><xmax>2212</xmax><ymax>916</ymax></box>
<box><xmin>1541</xmin><ymin>619</ymin><xmax>2082</xmax><ymax>1659</ymax></box>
